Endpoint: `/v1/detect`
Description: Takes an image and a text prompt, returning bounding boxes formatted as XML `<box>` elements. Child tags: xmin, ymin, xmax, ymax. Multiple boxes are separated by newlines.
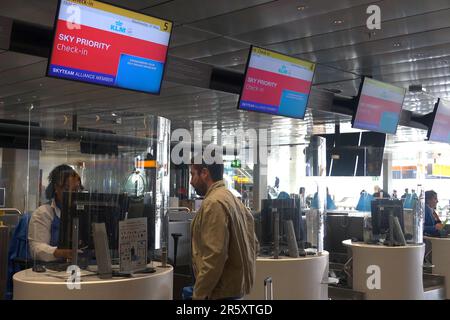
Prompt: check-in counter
<box><xmin>424</xmin><ymin>236</ymin><xmax>450</xmax><ymax>299</ymax></box>
<box><xmin>13</xmin><ymin>264</ymin><xmax>173</xmax><ymax>300</ymax></box>
<box><xmin>343</xmin><ymin>240</ymin><xmax>424</xmax><ymax>299</ymax></box>
<box><xmin>245</xmin><ymin>252</ymin><xmax>329</xmax><ymax>300</ymax></box>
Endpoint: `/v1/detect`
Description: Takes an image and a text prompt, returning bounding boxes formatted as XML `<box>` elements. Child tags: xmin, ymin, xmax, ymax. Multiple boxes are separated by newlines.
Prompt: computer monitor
<box><xmin>260</xmin><ymin>199</ymin><xmax>305</xmax><ymax>252</ymax></box>
<box><xmin>352</xmin><ymin>77</ymin><xmax>406</xmax><ymax>134</ymax></box>
<box><xmin>427</xmin><ymin>98</ymin><xmax>450</xmax><ymax>144</ymax></box>
<box><xmin>371</xmin><ymin>198</ymin><xmax>405</xmax><ymax>245</ymax></box>
<box><xmin>238</xmin><ymin>46</ymin><xmax>316</xmax><ymax>119</ymax></box>
<box><xmin>47</xmin><ymin>0</ymin><xmax>173</xmax><ymax>95</ymax></box>
<box><xmin>58</xmin><ymin>192</ymin><xmax>129</xmax><ymax>252</ymax></box>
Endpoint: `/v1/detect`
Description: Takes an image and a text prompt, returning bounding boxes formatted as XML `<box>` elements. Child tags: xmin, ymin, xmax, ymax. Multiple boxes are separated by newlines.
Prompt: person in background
<box><xmin>392</xmin><ymin>190</ymin><xmax>398</xmax><ymax>199</ymax></box>
<box><xmin>401</xmin><ymin>188</ymin><xmax>409</xmax><ymax>201</ymax></box>
<box><xmin>188</xmin><ymin>156</ymin><xmax>258</xmax><ymax>300</ymax></box>
<box><xmin>411</xmin><ymin>189</ymin><xmax>418</xmax><ymax>201</ymax></box>
<box><xmin>373</xmin><ymin>185</ymin><xmax>390</xmax><ymax>199</ymax></box>
<box><xmin>299</xmin><ymin>187</ymin><xmax>306</xmax><ymax>208</ymax></box>
<box><xmin>424</xmin><ymin>190</ymin><xmax>444</xmax><ymax>237</ymax></box>
<box><xmin>28</xmin><ymin>164</ymin><xmax>83</xmax><ymax>262</ymax></box>
<box><xmin>274</xmin><ymin>177</ymin><xmax>280</xmax><ymax>190</ymax></box>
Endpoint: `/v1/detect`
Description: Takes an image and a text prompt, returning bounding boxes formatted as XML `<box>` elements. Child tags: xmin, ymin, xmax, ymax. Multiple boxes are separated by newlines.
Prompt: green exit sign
<box><xmin>231</xmin><ymin>160</ymin><xmax>241</xmax><ymax>168</ymax></box>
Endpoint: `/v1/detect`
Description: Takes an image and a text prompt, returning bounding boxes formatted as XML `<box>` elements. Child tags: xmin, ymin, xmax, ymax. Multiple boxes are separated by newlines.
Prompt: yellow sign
<box><xmin>432</xmin><ymin>164</ymin><xmax>450</xmax><ymax>177</ymax></box>
<box><xmin>233</xmin><ymin>176</ymin><xmax>250</xmax><ymax>184</ymax></box>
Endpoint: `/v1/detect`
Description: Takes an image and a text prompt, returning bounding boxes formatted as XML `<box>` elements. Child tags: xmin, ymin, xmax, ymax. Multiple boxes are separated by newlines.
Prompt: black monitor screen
<box><xmin>321</xmin><ymin>132</ymin><xmax>386</xmax><ymax>176</ymax></box>
<box><xmin>371</xmin><ymin>198</ymin><xmax>404</xmax><ymax>236</ymax></box>
<box><xmin>59</xmin><ymin>192</ymin><xmax>129</xmax><ymax>250</ymax></box>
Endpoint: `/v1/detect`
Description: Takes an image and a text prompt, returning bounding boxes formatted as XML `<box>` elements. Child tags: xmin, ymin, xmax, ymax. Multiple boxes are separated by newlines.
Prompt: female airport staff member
<box><xmin>28</xmin><ymin>164</ymin><xmax>82</xmax><ymax>261</ymax></box>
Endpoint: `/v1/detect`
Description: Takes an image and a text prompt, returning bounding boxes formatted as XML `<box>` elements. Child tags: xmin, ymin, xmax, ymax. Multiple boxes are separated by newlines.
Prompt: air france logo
<box><xmin>111</xmin><ymin>21</ymin><xmax>126</xmax><ymax>33</ymax></box>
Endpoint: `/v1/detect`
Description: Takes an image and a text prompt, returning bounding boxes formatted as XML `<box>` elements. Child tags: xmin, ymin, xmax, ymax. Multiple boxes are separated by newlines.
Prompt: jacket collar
<box><xmin>204</xmin><ymin>180</ymin><xmax>225</xmax><ymax>199</ymax></box>
<box><xmin>51</xmin><ymin>199</ymin><xmax>61</xmax><ymax>218</ymax></box>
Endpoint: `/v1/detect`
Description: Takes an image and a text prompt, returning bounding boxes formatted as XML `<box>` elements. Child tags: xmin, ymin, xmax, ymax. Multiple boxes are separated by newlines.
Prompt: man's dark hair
<box><xmin>191</xmin><ymin>155</ymin><xmax>224</xmax><ymax>182</ymax></box>
<box><xmin>45</xmin><ymin>164</ymin><xmax>80</xmax><ymax>200</ymax></box>
<box><xmin>425</xmin><ymin>190</ymin><xmax>437</xmax><ymax>204</ymax></box>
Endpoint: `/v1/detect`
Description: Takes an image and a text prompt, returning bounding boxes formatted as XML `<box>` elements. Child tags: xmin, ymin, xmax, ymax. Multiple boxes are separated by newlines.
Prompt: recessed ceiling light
<box><xmin>297</xmin><ymin>5</ymin><xmax>307</xmax><ymax>11</ymax></box>
<box><xmin>393</xmin><ymin>42</ymin><xmax>401</xmax><ymax>47</ymax></box>
<box><xmin>333</xmin><ymin>19</ymin><xmax>344</xmax><ymax>25</ymax></box>
<box><xmin>232</xmin><ymin>57</ymin><xmax>241</xmax><ymax>61</ymax></box>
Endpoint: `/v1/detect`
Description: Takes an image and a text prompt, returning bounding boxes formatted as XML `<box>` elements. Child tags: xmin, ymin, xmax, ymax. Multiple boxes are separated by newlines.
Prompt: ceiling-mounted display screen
<box><xmin>428</xmin><ymin>99</ymin><xmax>450</xmax><ymax>144</ymax></box>
<box><xmin>352</xmin><ymin>77</ymin><xmax>406</xmax><ymax>134</ymax></box>
<box><xmin>238</xmin><ymin>46</ymin><xmax>316</xmax><ymax>119</ymax></box>
<box><xmin>47</xmin><ymin>0</ymin><xmax>172</xmax><ymax>94</ymax></box>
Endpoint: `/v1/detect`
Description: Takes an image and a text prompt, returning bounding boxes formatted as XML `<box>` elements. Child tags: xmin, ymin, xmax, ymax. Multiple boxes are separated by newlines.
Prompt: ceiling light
<box><xmin>333</xmin><ymin>19</ymin><xmax>344</xmax><ymax>25</ymax></box>
<box><xmin>297</xmin><ymin>5</ymin><xmax>306</xmax><ymax>11</ymax></box>
<box><xmin>232</xmin><ymin>57</ymin><xmax>241</xmax><ymax>61</ymax></box>
<box><xmin>393</xmin><ymin>42</ymin><xmax>401</xmax><ymax>47</ymax></box>
<box><xmin>112</xmin><ymin>112</ymin><xmax>117</xmax><ymax>116</ymax></box>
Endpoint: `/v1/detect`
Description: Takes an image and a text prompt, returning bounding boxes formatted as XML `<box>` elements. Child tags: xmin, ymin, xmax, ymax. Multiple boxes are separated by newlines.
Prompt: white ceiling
<box><xmin>1</xmin><ymin>0</ymin><xmax>450</xmax><ymax>146</ymax></box>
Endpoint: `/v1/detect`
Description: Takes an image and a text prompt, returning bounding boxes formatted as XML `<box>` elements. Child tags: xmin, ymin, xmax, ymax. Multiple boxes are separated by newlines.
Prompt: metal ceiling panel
<box><xmin>235</xmin><ymin>0</ymin><xmax>450</xmax><ymax>45</ymax></box>
<box><xmin>0</xmin><ymin>0</ymin><xmax>57</xmax><ymax>26</ymax></box>
<box><xmin>169</xmin><ymin>26</ymin><xmax>217</xmax><ymax>48</ymax></box>
<box><xmin>187</xmin><ymin>0</ymin><xmax>375</xmax><ymax>37</ymax></box>
<box><xmin>103</xmin><ymin>0</ymin><xmax>170</xmax><ymax>11</ymax></box>
<box><xmin>142</xmin><ymin>0</ymin><xmax>274</xmax><ymax>24</ymax></box>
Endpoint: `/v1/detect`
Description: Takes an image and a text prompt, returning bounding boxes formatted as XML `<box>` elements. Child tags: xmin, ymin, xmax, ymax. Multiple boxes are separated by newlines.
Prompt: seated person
<box><xmin>424</xmin><ymin>190</ymin><xmax>444</xmax><ymax>237</ymax></box>
<box><xmin>28</xmin><ymin>164</ymin><xmax>83</xmax><ymax>262</ymax></box>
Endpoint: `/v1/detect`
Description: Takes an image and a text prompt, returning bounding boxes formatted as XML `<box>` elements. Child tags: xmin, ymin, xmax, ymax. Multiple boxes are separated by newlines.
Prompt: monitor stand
<box><xmin>92</xmin><ymin>223</ymin><xmax>112</xmax><ymax>279</ymax></box>
<box><xmin>386</xmin><ymin>214</ymin><xmax>407</xmax><ymax>246</ymax></box>
<box><xmin>71</xmin><ymin>216</ymin><xmax>79</xmax><ymax>267</ymax></box>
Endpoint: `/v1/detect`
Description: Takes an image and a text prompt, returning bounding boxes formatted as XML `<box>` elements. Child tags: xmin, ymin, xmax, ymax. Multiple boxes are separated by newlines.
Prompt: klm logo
<box><xmin>279</xmin><ymin>65</ymin><xmax>289</xmax><ymax>75</ymax></box>
<box><xmin>111</xmin><ymin>21</ymin><xmax>126</xmax><ymax>33</ymax></box>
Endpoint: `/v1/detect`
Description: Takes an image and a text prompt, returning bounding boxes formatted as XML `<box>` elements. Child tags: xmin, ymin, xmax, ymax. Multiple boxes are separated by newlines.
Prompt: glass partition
<box><xmin>9</xmin><ymin>110</ymin><xmax>170</xmax><ymax>281</ymax></box>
